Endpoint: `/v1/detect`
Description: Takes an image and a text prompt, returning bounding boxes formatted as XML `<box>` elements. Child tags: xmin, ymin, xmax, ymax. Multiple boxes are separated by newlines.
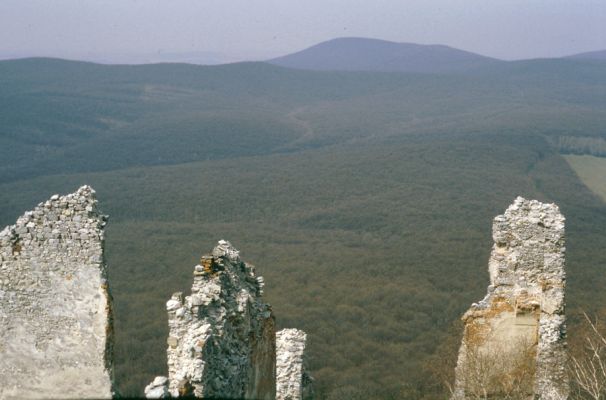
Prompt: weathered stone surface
<box><xmin>166</xmin><ymin>240</ymin><xmax>276</xmax><ymax>399</ymax></box>
<box><xmin>276</xmin><ymin>328</ymin><xmax>314</xmax><ymax>400</ymax></box>
<box><xmin>145</xmin><ymin>376</ymin><xmax>170</xmax><ymax>399</ymax></box>
<box><xmin>453</xmin><ymin>197</ymin><xmax>567</xmax><ymax>399</ymax></box>
<box><xmin>0</xmin><ymin>186</ymin><xmax>114</xmax><ymax>399</ymax></box>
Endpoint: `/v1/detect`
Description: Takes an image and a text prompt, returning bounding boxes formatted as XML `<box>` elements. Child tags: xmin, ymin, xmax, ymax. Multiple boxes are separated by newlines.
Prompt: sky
<box><xmin>1</xmin><ymin>0</ymin><xmax>605</xmax><ymax>63</ymax></box>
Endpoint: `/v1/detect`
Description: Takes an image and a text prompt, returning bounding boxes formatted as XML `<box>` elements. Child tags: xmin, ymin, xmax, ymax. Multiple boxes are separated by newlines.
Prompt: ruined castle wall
<box><xmin>453</xmin><ymin>197</ymin><xmax>567</xmax><ymax>400</ymax></box>
<box><xmin>0</xmin><ymin>186</ymin><xmax>113</xmax><ymax>399</ymax></box>
<box><xmin>164</xmin><ymin>240</ymin><xmax>275</xmax><ymax>399</ymax></box>
<box><xmin>276</xmin><ymin>328</ymin><xmax>313</xmax><ymax>400</ymax></box>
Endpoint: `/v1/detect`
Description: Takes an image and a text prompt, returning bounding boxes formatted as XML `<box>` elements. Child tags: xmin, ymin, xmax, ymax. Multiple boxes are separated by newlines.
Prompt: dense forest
<box><xmin>1</xmin><ymin>57</ymin><xmax>606</xmax><ymax>398</ymax></box>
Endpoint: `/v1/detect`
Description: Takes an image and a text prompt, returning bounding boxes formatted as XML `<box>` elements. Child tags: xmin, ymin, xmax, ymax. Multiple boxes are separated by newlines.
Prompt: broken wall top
<box><xmin>454</xmin><ymin>197</ymin><xmax>568</xmax><ymax>400</ymax></box>
<box><xmin>0</xmin><ymin>186</ymin><xmax>113</xmax><ymax>399</ymax></box>
<box><xmin>471</xmin><ymin>196</ymin><xmax>565</xmax><ymax>317</ymax></box>
<box><xmin>165</xmin><ymin>240</ymin><xmax>275</xmax><ymax>399</ymax></box>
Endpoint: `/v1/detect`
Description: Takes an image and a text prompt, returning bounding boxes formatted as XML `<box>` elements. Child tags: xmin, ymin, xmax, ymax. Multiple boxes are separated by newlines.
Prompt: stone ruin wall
<box><xmin>163</xmin><ymin>240</ymin><xmax>276</xmax><ymax>399</ymax></box>
<box><xmin>1</xmin><ymin>187</ymin><xmax>571</xmax><ymax>400</ymax></box>
<box><xmin>0</xmin><ymin>186</ymin><xmax>114</xmax><ymax>399</ymax></box>
<box><xmin>453</xmin><ymin>197</ymin><xmax>567</xmax><ymax>400</ymax></box>
<box><xmin>146</xmin><ymin>240</ymin><xmax>314</xmax><ymax>400</ymax></box>
<box><xmin>276</xmin><ymin>328</ymin><xmax>314</xmax><ymax>400</ymax></box>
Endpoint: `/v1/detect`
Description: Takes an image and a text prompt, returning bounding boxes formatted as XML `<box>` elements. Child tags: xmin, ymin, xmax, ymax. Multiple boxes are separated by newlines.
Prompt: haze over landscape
<box><xmin>2</xmin><ymin>1</ymin><xmax>606</xmax><ymax>399</ymax></box>
<box><xmin>2</xmin><ymin>0</ymin><xmax>606</xmax><ymax>63</ymax></box>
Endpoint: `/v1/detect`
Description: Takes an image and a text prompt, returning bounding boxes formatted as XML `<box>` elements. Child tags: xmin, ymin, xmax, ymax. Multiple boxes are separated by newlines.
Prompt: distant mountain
<box><xmin>268</xmin><ymin>37</ymin><xmax>500</xmax><ymax>73</ymax></box>
<box><xmin>565</xmin><ymin>49</ymin><xmax>606</xmax><ymax>61</ymax></box>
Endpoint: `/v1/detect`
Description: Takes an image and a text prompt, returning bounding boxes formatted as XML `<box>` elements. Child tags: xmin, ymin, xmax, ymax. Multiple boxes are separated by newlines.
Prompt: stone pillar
<box><xmin>453</xmin><ymin>197</ymin><xmax>567</xmax><ymax>400</ymax></box>
<box><xmin>277</xmin><ymin>328</ymin><xmax>314</xmax><ymax>400</ymax></box>
<box><xmin>0</xmin><ymin>186</ymin><xmax>114</xmax><ymax>399</ymax></box>
<box><xmin>165</xmin><ymin>240</ymin><xmax>276</xmax><ymax>399</ymax></box>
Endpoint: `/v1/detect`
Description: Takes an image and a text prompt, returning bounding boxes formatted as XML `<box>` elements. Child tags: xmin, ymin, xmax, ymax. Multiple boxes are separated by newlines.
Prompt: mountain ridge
<box><xmin>268</xmin><ymin>37</ymin><xmax>501</xmax><ymax>73</ymax></box>
<box><xmin>4</xmin><ymin>39</ymin><xmax>606</xmax><ymax>70</ymax></box>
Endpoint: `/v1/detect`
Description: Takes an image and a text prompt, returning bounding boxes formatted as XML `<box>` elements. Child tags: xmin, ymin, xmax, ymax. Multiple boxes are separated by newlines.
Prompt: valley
<box><xmin>1</xmin><ymin>52</ymin><xmax>606</xmax><ymax>398</ymax></box>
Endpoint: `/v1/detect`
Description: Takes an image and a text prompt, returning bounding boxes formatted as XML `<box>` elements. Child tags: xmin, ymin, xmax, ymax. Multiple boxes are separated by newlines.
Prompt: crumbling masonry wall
<box><xmin>164</xmin><ymin>240</ymin><xmax>276</xmax><ymax>399</ymax></box>
<box><xmin>0</xmin><ymin>186</ymin><xmax>114</xmax><ymax>399</ymax></box>
<box><xmin>276</xmin><ymin>328</ymin><xmax>314</xmax><ymax>400</ymax></box>
<box><xmin>453</xmin><ymin>197</ymin><xmax>567</xmax><ymax>400</ymax></box>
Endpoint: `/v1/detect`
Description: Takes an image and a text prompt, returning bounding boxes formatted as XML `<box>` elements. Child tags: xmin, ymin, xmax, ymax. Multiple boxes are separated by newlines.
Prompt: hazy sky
<box><xmin>1</xmin><ymin>0</ymin><xmax>605</xmax><ymax>61</ymax></box>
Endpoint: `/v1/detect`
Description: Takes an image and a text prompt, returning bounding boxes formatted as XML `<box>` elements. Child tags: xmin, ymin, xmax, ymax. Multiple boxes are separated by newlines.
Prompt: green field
<box><xmin>1</xmin><ymin>58</ymin><xmax>606</xmax><ymax>399</ymax></box>
<box><xmin>565</xmin><ymin>155</ymin><xmax>606</xmax><ymax>201</ymax></box>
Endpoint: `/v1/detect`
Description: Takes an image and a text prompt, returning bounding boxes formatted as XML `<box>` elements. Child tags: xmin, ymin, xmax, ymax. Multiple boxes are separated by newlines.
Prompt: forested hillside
<box><xmin>1</xmin><ymin>57</ymin><xmax>605</xmax><ymax>399</ymax></box>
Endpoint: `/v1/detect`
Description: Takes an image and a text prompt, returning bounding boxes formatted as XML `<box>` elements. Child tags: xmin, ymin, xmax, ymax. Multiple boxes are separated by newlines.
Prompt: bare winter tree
<box><xmin>456</xmin><ymin>338</ymin><xmax>536</xmax><ymax>400</ymax></box>
<box><xmin>425</xmin><ymin>323</ymin><xmax>538</xmax><ymax>400</ymax></box>
<box><xmin>569</xmin><ymin>313</ymin><xmax>606</xmax><ymax>400</ymax></box>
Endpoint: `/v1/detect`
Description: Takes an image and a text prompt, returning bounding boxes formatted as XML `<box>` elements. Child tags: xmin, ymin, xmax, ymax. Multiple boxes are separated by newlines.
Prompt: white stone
<box><xmin>453</xmin><ymin>198</ymin><xmax>567</xmax><ymax>400</ymax></box>
<box><xmin>153</xmin><ymin>376</ymin><xmax>168</xmax><ymax>386</ymax></box>
<box><xmin>0</xmin><ymin>186</ymin><xmax>114</xmax><ymax>399</ymax></box>
<box><xmin>276</xmin><ymin>328</ymin><xmax>313</xmax><ymax>400</ymax></box>
<box><xmin>162</xmin><ymin>241</ymin><xmax>275</xmax><ymax>399</ymax></box>
<box><xmin>166</xmin><ymin>299</ymin><xmax>181</xmax><ymax>311</ymax></box>
<box><xmin>144</xmin><ymin>376</ymin><xmax>169</xmax><ymax>399</ymax></box>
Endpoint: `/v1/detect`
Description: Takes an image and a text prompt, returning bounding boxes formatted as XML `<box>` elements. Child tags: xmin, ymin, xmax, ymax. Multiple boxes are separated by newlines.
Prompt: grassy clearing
<box><xmin>565</xmin><ymin>154</ymin><xmax>606</xmax><ymax>201</ymax></box>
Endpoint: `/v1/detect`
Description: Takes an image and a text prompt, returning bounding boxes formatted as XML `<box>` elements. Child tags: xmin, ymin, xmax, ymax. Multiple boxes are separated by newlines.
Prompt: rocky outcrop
<box><xmin>453</xmin><ymin>197</ymin><xmax>567</xmax><ymax>399</ymax></box>
<box><xmin>0</xmin><ymin>186</ymin><xmax>114</xmax><ymax>399</ymax></box>
<box><xmin>163</xmin><ymin>240</ymin><xmax>276</xmax><ymax>399</ymax></box>
<box><xmin>276</xmin><ymin>328</ymin><xmax>314</xmax><ymax>400</ymax></box>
